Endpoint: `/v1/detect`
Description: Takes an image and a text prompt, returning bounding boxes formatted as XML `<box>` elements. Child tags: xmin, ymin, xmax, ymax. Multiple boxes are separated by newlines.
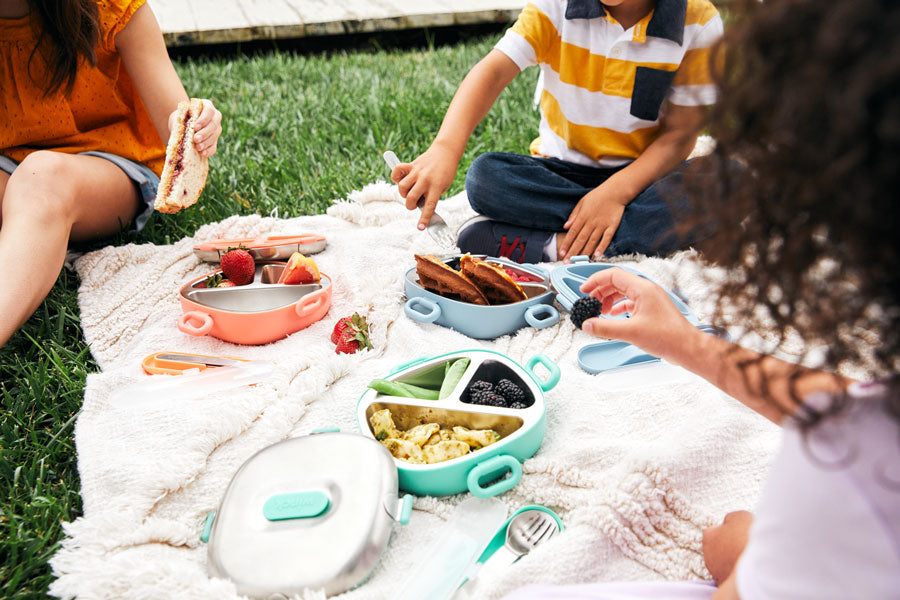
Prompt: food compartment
<box><xmin>185</xmin><ymin>284</ymin><xmax>321</xmax><ymax>312</ymax></box>
<box><xmin>460</xmin><ymin>360</ymin><xmax>536</xmax><ymax>409</ymax></box>
<box><xmin>367</xmin><ymin>356</ymin><xmax>472</xmax><ymax>401</ymax></box>
<box><xmin>363</xmin><ymin>401</ymin><xmax>524</xmax><ymax>466</ymax></box>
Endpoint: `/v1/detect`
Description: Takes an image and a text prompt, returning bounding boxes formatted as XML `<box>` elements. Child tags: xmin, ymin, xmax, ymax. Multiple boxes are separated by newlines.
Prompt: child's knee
<box><xmin>464</xmin><ymin>153</ymin><xmax>506</xmax><ymax>214</ymax></box>
<box><xmin>7</xmin><ymin>151</ymin><xmax>78</xmax><ymax>220</ymax></box>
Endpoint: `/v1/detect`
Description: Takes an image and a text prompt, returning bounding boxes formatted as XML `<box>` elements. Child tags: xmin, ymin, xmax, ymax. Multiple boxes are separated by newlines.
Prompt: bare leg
<box><xmin>0</xmin><ymin>151</ymin><xmax>140</xmax><ymax>346</ymax></box>
<box><xmin>0</xmin><ymin>170</ymin><xmax>9</xmax><ymax>228</ymax></box>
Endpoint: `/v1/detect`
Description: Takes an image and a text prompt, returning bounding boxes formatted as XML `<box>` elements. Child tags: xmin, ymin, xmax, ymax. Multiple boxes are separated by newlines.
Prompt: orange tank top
<box><xmin>0</xmin><ymin>0</ymin><xmax>165</xmax><ymax>175</ymax></box>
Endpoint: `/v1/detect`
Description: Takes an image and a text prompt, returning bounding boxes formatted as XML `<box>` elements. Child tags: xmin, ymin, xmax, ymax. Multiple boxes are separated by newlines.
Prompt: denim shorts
<box><xmin>0</xmin><ymin>150</ymin><xmax>159</xmax><ymax>232</ymax></box>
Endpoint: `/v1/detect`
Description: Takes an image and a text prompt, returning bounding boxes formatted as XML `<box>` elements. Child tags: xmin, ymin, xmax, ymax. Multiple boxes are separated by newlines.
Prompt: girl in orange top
<box><xmin>0</xmin><ymin>0</ymin><xmax>222</xmax><ymax>347</ymax></box>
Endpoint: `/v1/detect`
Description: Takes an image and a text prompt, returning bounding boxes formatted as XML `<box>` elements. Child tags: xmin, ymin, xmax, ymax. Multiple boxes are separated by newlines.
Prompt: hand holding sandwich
<box><xmin>168</xmin><ymin>98</ymin><xmax>222</xmax><ymax>158</ymax></box>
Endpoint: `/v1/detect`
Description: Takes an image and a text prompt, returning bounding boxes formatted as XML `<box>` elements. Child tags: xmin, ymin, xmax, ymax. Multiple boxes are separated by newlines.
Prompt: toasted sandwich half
<box><xmin>154</xmin><ymin>98</ymin><xmax>209</xmax><ymax>214</ymax></box>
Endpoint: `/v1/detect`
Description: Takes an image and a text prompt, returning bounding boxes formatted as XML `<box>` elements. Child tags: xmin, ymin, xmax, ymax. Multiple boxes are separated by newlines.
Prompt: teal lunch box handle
<box><xmin>524</xmin><ymin>304</ymin><xmax>559</xmax><ymax>329</ymax></box>
<box><xmin>525</xmin><ymin>354</ymin><xmax>561</xmax><ymax>392</ymax></box>
<box><xmin>466</xmin><ymin>455</ymin><xmax>522</xmax><ymax>498</ymax></box>
<box><xmin>398</xmin><ymin>494</ymin><xmax>414</xmax><ymax>526</ymax></box>
<box><xmin>262</xmin><ymin>491</ymin><xmax>331</xmax><ymax>521</ymax></box>
<box><xmin>200</xmin><ymin>510</ymin><xmax>215</xmax><ymax>543</ymax></box>
<box><xmin>404</xmin><ymin>297</ymin><xmax>442</xmax><ymax>324</ymax></box>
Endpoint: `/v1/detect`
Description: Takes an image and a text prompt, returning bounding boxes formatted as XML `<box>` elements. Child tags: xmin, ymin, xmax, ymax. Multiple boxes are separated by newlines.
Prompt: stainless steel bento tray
<box><xmin>184</xmin><ymin>263</ymin><xmax>322</xmax><ymax>313</ymax></box>
<box><xmin>357</xmin><ymin>349</ymin><xmax>559</xmax><ymax>497</ymax></box>
<box><xmin>403</xmin><ymin>255</ymin><xmax>560</xmax><ymax>339</ymax></box>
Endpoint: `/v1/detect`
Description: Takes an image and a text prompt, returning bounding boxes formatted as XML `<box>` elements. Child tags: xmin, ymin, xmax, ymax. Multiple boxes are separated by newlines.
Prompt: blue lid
<box><xmin>549</xmin><ymin>258</ymin><xmax>697</xmax><ymax>323</ymax></box>
<box><xmin>577</xmin><ymin>340</ymin><xmax>660</xmax><ymax>374</ymax></box>
<box><xmin>549</xmin><ymin>258</ymin><xmax>699</xmax><ymax>374</ymax></box>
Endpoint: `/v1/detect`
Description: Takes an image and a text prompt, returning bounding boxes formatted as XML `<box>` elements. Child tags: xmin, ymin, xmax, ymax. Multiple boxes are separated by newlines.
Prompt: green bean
<box><xmin>439</xmin><ymin>358</ymin><xmax>471</xmax><ymax>399</ymax></box>
<box><xmin>368</xmin><ymin>379</ymin><xmax>440</xmax><ymax>400</ymax></box>
<box><xmin>393</xmin><ymin>381</ymin><xmax>440</xmax><ymax>400</ymax></box>
<box><xmin>396</xmin><ymin>363</ymin><xmax>446</xmax><ymax>389</ymax></box>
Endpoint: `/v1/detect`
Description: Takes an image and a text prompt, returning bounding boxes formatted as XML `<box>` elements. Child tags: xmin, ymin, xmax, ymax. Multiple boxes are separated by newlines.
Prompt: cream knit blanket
<box><xmin>50</xmin><ymin>179</ymin><xmax>781</xmax><ymax>599</ymax></box>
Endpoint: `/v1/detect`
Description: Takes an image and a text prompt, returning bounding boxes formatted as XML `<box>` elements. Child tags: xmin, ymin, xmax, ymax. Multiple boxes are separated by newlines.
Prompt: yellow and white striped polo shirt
<box><xmin>496</xmin><ymin>0</ymin><xmax>723</xmax><ymax>167</ymax></box>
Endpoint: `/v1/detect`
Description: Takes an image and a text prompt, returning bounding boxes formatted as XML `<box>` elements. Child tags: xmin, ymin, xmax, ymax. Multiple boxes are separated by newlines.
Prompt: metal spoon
<box><xmin>383</xmin><ymin>150</ymin><xmax>456</xmax><ymax>248</ymax></box>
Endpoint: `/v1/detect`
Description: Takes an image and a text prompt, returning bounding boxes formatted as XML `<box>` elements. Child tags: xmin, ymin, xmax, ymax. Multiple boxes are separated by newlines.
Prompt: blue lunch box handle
<box><xmin>525</xmin><ymin>354</ymin><xmax>561</xmax><ymax>392</ymax></box>
<box><xmin>467</xmin><ymin>455</ymin><xmax>522</xmax><ymax>498</ymax></box>
<box><xmin>404</xmin><ymin>297</ymin><xmax>442</xmax><ymax>324</ymax></box>
<box><xmin>524</xmin><ymin>304</ymin><xmax>559</xmax><ymax>329</ymax></box>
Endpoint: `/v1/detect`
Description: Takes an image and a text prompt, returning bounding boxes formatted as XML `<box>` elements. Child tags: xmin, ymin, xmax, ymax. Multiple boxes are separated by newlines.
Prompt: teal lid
<box><xmin>263</xmin><ymin>491</ymin><xmax>330</xmax><ymax>521</ymax></box>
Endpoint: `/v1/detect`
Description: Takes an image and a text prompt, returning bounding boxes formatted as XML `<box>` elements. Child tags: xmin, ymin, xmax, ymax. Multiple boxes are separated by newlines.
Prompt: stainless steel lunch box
<box><xmin>357</xmin><ymin>349</ymin><xmax>560</xmax><ymax>497</ymax></box>
<box><xmin>403</xmin><ymin>255</ymin><xmax>560</xmax><ymax>339</ymax></box>
<box><xmin>202</xmin><ymin>431</ymin><xmax>413</xmax><ymax>598</ymax></box>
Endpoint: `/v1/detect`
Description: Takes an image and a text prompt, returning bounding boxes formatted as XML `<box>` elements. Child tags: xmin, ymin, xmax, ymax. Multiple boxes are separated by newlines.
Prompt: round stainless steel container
<box><xmin>204</xmin><ymin>432</ymin><xmax>412</xmax><ymax>597</ymax></box>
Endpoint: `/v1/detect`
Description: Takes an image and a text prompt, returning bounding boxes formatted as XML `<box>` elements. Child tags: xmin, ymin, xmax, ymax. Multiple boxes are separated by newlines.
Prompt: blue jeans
<box><xmin>464</xmin><ymin>152</ymin><xmax>717</xmax><ymax>257</ymax></box>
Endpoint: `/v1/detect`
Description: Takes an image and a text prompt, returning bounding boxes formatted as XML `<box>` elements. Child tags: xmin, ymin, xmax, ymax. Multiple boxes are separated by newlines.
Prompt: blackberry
<box><xmin>468</xmin><ymin>380</ymin><xmax>493</xmax><ymax>393</ymax></box>
<box><xmin>570</xmin><ymin>296</ymin><xmax>602</xmax><ymax>329</ymax></box>
<box><xmin>495</xmin><ymin>379</ymin><xmax>526</xmax><ymax>405</ymax></box>
<box><xmin>468</xmin><ymin>389</ymin><xmax>508</xmax><ymax>408</ymax></box>
<box><xmin>509</xmin><ymin>401</ymin><xmax>528</xmax><ymax>410</ymax></box>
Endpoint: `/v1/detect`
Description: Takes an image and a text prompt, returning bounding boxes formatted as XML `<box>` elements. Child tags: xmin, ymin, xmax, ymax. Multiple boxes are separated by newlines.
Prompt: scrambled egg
<box><xmin>370</xmin><ymin>409</ymin><xmax>501</xmax><ymax>464</ymax></box>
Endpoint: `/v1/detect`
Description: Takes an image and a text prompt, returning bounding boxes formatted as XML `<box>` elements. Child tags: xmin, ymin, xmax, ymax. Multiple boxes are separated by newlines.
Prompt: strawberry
<box><xmin>332</xmin><ymin>313</ymin><xmax>373</xmax><ymax>354</ymax></box>
<box><xmin>217</xmin><ymin>279</ymin><xmax>236</xmax><ymax>287</ymax></box>
<box><xmin>220</xmin><ymin>247</ymin><xmax>255</xmax><ymax>286</ymax></box>
<box><xmin>331</xmin><ymin>315</ymin><xmax>354</xmax><ymax>344</ymax></box>
<box><xmin>197</xmin><ymin>273</ymin><xmax>224</xmax><ymax>288</ymax></box>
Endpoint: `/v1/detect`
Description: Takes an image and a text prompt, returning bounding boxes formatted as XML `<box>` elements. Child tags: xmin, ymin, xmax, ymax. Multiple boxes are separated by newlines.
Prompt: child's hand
<box><xmin>559</xmin><ymin>181</ymin><xmax>631</xmax><ymax>261</ymax></box>
<box><xmin>167</xmin><ymin>99</ymin><xmax>223</xmax><ymax>158</ymax></box>
<box><xmin>391</xmin><ymin>144</ymin><xmax>459</xmax><ymax>231</ymax></box>
<box><xmin>579</xmin><ymin>267</ymin><xmax>697</xmax><ymax>361</ymax></box>
<box><xmin>702</xmin><ymin>511</ymin><xmax>753</xmax><ymax>585</ymax></box>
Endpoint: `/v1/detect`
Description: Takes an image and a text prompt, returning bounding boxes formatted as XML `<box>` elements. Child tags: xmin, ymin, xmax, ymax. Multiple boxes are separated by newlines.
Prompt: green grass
<box><xmin>0</xmin><ymin>35</ymin><xmax>538</xmax><ymax>598</ymax></box>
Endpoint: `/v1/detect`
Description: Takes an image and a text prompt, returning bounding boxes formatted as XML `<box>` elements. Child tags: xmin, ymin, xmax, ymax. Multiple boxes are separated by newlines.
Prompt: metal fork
<box><xmin>383</xmin><ymin>150</ymin><xmax>456</xmax><ymax>248</ymax></box>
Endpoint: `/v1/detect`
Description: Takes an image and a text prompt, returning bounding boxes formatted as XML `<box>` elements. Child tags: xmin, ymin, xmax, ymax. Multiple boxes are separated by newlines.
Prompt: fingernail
<box><xmin>418</xmin><ymin>224</ymin><xmax>425</xmax><ymax>231</ymax></box>
<box><xmin>581</xmin><ymin>320</ymin><xmax>594</xmax><ymax>334</ymax></box>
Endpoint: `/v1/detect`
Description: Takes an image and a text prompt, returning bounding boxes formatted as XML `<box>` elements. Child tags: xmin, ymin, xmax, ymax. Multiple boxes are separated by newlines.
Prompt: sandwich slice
<box><xmin>459</xmin><ymin>254</ymin><xmax>527</xmax><ymax>305</ymax></box>
<box><xmin>154</xmin><ymin>98</ymin><xmax>208</xmax><ymax>214</ymax></box>
<box><xmin>415</xmin><ymin>254</ymin><xmax>489</xmax><ymax>305</ymax></box>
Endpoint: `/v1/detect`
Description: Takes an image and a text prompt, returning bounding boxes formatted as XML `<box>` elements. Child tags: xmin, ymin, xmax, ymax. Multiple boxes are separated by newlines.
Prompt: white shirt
<box><xmin>736</xmin><ymin>381</ymin><xmax>900</xmax><ymax>599</ymax></box>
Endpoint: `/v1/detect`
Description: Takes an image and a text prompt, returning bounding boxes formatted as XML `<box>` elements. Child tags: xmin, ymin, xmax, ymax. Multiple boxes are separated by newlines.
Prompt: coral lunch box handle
<box><xmin>466</xmin><ymin>455</ymin><xmax>522</xmax><ymax>498</ymax></box>
<box><xmin>295</xmin><ymin>289</ymin><xmax>327</xmax><ymax>318</ymax></box>
<box><xmin>178</xmin><ymin>311</ymin><xmax>213</xmax><ymax>336</ymax></box>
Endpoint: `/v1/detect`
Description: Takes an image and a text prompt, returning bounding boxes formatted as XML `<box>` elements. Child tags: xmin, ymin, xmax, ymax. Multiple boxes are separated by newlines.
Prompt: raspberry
<box><xmin>468</xmin><ymin>390</ymin><xmax>508</xmax><ymax>408</ymax></box>
<box><xmin>495</xmin><ymin>379</ymin><xmax>526</xmax><ymax>405</ymax></box>
<box><xmin>570</xmin><ymin>296</ymin><xmax>602</xmax><ymax>329</ymax></box>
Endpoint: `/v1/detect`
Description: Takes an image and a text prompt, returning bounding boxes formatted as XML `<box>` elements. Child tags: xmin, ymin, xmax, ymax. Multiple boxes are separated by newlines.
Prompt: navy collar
<box><xmin>565</xmin><ymin>0</ymin><xmax>687</xmax><ymax>45</ymax></box>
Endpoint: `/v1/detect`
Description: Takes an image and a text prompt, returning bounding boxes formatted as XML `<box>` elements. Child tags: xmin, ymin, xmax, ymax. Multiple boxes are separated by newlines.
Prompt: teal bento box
<box><xmin>356</xmin><ymin>349</ymin><xmax>559</xmax><ymax>498</ymax></box>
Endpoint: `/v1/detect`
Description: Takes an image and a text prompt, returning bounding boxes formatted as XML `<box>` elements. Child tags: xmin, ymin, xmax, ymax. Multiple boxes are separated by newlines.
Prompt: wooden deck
<box><xmin>149</xmin><ymin>0</ymin><xmax>525</xmax><ymax>47</ymax></box>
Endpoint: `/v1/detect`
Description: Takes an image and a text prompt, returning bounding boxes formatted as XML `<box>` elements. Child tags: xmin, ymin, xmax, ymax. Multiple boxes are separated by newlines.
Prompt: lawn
<box><xmin>0</xmin><ymin>34</ymin><xmax>539</xmax><ymax>598</ymax></box>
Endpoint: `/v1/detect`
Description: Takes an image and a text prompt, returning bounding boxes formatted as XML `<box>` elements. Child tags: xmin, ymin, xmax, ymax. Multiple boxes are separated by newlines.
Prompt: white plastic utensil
<box><xmin>396</xmin><ymin>497</ymin><xmax>507</xmax><ymax>600</ymax></box>
<box><xmin>383</xmin><ymin>150</ymin><xmax>456</xmax><ymax>248</ymax></box>
<box><xmin>109</xmin><ymin>361</ymin><xmax>274</xmax><ymax>407</ymax></box>
<box><xmin>455</xmin><ymin>509</ymin><xmax>560</xmax><ymax>598</ymax></box>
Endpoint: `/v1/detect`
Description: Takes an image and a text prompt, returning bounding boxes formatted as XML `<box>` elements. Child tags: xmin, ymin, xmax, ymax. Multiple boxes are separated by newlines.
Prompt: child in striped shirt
<box><xmin>390</xmin><ymin>0</ymin><xmax>723</xmax><ymax>262</ymax></box>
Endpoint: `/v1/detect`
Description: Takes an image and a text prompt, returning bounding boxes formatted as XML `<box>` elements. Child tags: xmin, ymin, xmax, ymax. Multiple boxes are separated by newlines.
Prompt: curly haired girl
<box><xmin>504</xmin><ymin>0</ymin><xmax>899</xmax><ymax>597</ymax></box>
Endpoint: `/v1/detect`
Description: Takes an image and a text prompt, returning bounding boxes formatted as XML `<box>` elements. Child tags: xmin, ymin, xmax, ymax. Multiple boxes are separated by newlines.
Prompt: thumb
<box><xmin>581</xmin><ymin>316</ymin><xmax>634</xmax><ymax>342</ymax></box>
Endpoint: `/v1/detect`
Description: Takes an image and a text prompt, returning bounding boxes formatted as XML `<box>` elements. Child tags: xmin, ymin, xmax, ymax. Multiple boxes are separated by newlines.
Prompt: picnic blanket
<box><xmin>50</xmin><ymin>178</ymin><xmax>782</xmax><ymax>599</ymax></box>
